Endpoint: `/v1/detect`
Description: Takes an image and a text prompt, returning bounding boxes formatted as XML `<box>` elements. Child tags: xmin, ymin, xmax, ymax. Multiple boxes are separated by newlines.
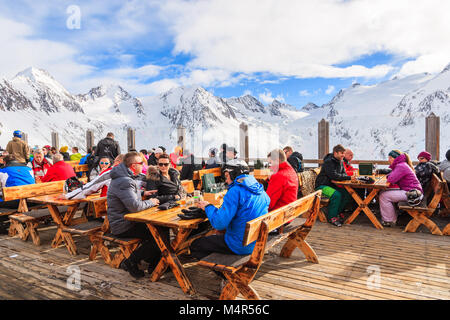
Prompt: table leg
<box><xmin>344</xmin><ymin>187</ymin><xmax>383</xmax><ymax>229</ymax></box>
<box><xmin>146</xmin><ymin>223</ymin><xmax>196</xmax><ymax>295</ymax></box>
<box><xmin>48</xmin><ymin>204</ymin><xmax>80</xmax><ymax>253</ymax></box>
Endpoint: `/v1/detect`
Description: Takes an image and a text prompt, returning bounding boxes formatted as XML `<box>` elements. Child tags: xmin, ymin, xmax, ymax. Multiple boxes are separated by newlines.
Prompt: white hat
<box><xmin>154</xmin><ymin>148</ymin><xmax>163</xmax><ymax>154</ymax></box>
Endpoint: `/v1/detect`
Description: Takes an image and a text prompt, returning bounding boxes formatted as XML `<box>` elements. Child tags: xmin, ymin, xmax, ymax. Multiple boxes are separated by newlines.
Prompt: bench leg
<box><xmin>63</xmin><ymin>233</ymin><xmax>78</xmax><ymax>255</ymax></box>
<box><xmin>443</xmin><ymin>223</ymin><xmax>450</xmax><ymax>236</ymax></box>
<box><xmin>404</xmin><ymin>210</ymin><xmax>443</xmax><ymax>235</ymax></box>
<box><xmin>280</xmin><ymin>226</ymin><xmax>319</xmax><ymax>263</ymax></box>
<box><xmin>26</xmin><ymin>222</ymin><xmax>41</xmax><ymax>246</ymax></box>
<box><xmin>8</xmin><ymin>220</ymin><xmax>20</xmax><ymax>237</ymax></box>
<box><xmin>318</xmin><ymin>208</ymin><xmax>327</xmax><ymax>223</ymax></box>
<box><xmin>221</xmin><ymin>272</ymin><xmax>260</xmax><ymax>300</ymax></box>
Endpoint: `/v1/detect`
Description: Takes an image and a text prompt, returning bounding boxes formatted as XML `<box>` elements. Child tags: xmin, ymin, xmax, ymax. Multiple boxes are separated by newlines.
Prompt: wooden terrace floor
<box><xmin>0</xmin><ymin>212</ymin><xmax>448</xmax><ymax>300</ymax></box>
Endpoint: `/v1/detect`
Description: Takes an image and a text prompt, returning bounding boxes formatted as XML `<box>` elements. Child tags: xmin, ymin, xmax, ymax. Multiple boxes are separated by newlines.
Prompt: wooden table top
<box><xmin>332</xmin><ymin>175</ymin><xmax>390</xmax><ymax>189</ymax></box>
<box><xmin>125</xmin><ymin>204</ymin><xmax>206</xmax><ymax>229</ymax></box>
<box><xmin>27</xmin><ymin>193</ymin><xmax>101</xmax><ymax>206</ymax></box>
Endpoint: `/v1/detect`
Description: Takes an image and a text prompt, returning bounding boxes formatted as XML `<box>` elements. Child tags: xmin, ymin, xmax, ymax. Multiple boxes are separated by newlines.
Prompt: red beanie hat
<box><xmin>417</xmin><ymin>151</ymin><xmax>431</xmax><ymax>161</ymax></box>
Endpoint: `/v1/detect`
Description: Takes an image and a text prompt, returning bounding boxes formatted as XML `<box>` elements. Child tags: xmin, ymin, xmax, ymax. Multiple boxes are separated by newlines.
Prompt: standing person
<box><xmin>414</xmin><ymin>151</ymin><xmax>440</xmax><ymax>190</ymax></box>
<box><xmin>439</xmin><ymin>149</ymin><xmax>450</xmax><ymax>188</ymax></box>
<box><xmin>59</xmin><ymin>146</ymin><xmax>70</xmax><ymax>161</ymax></box>
<box><xmin>6</xmin><ymin>130</ymin><xmax>30</xmax><ymax>164</ymax></box>
<box><xmin>89</xmin><ymin>132</ymin><xmax>121</xmax><ymax>179</ymax></box>
<box><xmin>107</xmin><ymin>151</ymin><xmax>161</xmax><ymax>279</ymax></box>
<box><xmin>379</xmin><ymin>150</ymin><xmax>423</xmax><ymax>227</ymax></box>
<box><xmin>145</xmin><ymin>153</ymin><xmax>185</xmax><ymax>204</ymax></box>
<box><xmin>179</xmin><ymin>149</ymin><xmax>196</xmax><ymax>181</ymax></box>
<box><xmin>315</xmin><ymin>144</ymin><xmax>356</xmax><ymax>227</ymax></box>
<box><xmin>31</xmin><ymin>149</ymin><xmax>53</xmax><ymax>182</ymax></box>
<box><xmin>266</xmin><ymin>149</ymin><xmax>298</xmax><ymax>212</ymax></box>
<box><xmin>70</xmin><ymin>147</ymin><xmax>83</xmax><ymax>161</ymax></box>
<box><xmin>283</xmin><ymin>146</ymin><xmax>304</xmax><ymax>173</ymax></box>
<box><xmin>205</xmin><ymin>147</ymin><xmax>220</xmax><ymax>169</ymax></box>
<box><xmin>191</xmin><ymin>159</ymin><xmax>270</xmax><ymax>261</ymax></box>
<box><xmin>41</xmin><ymin>154</ymin><xmax>76</xmax><ymax>182</ymax></box>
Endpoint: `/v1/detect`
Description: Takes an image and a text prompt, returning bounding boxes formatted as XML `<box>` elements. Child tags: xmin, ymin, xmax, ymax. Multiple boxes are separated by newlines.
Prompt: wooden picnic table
<box><xmin>125</xmin><ymin>204</ymin><xmax>210</xmax><ymax>295</ymax></box>
<box><xmin>332</xmin><ymin>174</ymin><xmax>389</xmax><ymax>230</ymax></box>
<box><xmin>27</xmin><ymin>193</ymin><xmax>100</xmax><ymax>254</ymax></box>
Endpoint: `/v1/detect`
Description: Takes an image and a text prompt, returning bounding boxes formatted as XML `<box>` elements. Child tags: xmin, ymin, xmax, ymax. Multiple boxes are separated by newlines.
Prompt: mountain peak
<box><xmin>440</xmin><ymin>62</ymin><xmax>450</xmax><ymax>74</ymax></box>
<box><xmin>14</xmin><ymin>67</ymin><xmax>55</xmax><ymax>82</ymax></box>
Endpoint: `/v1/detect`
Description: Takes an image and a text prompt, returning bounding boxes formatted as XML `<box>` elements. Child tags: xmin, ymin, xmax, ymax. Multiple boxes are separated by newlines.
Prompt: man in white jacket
<box><xmin>64</xmin><ymin>154</ymin><xmax>124</xmax><ymax>200</ymax></box>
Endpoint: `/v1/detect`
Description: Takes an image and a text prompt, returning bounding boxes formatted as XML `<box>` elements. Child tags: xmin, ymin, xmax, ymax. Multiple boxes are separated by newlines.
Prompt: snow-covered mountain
<box><xmin>0</xmin><ymin>65</ymin><xmax>449</xmax><ymax>160</ymax></box>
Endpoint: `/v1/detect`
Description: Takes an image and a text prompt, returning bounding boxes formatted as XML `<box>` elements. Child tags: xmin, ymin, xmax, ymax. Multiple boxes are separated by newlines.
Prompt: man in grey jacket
<box><xmin>107</xmin><ymin>151</ymin><xmax>161</xmax><ymax>279</ymax></box>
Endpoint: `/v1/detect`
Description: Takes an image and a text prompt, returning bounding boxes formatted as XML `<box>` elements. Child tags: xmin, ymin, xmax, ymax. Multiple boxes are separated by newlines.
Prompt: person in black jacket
<box><xmin>89</xmin><ymin>132</ymin><xmax>121</xmax><ymax>179</ymax></box>
<box><xmin>145</xmin><ymin>153</ymin><xmax>186</xmax><ymax>203</ymax></box>
<box><xmin>415</xmin><ymin>151</ymin><xmax>440</xmax><ymax>190</ymax></box>
<box><xmin>315</xmin><ymin>144</ymin><xmax>356</xmax><ymax>227</ymax></box>
<box><xmin>179</xmin><ymin>149</ymin><xmax>196</xmax><ymax>181</ymax></box>
<box><xmin>283</xmin><ymin>146</ymin><xmax>304</xmax><ymax>173</ymax></box>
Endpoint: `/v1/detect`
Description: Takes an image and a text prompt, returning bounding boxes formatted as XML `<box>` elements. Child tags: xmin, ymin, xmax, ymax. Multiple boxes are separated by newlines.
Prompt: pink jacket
<box><xmin>387</xmin><ymin>154</ymin><xmax>423</xmax><ymax>192</ymax></box>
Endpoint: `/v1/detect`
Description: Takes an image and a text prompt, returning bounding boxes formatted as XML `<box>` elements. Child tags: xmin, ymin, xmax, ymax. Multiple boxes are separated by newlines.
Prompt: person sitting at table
<box><xmin>107</xmin><ymin>151</ymin><xmax>161</xmax><ymax>279</ymax></box>
<box><xmin>0</xmin><ymin>154</ymin><xmax>35</xmax><ymax>188</ymax></box>
<box><xmin>414</xmin><ymin>151</ymin><xmax>440</xmax><ymax>190</ymax></box>
<box><xmin>31</xmin><ymin>148</ymin><xmax>53</xmax><ymax>182</ymax></box>
<box><xmin>266</xmin><ymin>149</ymin><xmax>298</xmax><ymax>212</ymax></box>
<box><xmin>343</xmin><ymin>148</ymin><xmax>357</xmax><ymax>176</ymax></box>
<box><xmin>283</xmin><ymin>146</ymin><xmax>304</xmax><ymax>173</ymax></box>
<box><xmin>315</xmin><ymin>144</ymin><xmax>357</xmax><ymax>227</ymax></box>
<box><xmin>145</xmin><ymin>153</ymin><xmax>186</xmax><ymax>204</ymax></box>
<box><xmin>64</xmin><ymin>155</ymin><xmax>124</xmax><ymax>200</ymax></box>
<box><xmin>41</xmin><ymin>153</ymin><xmax>76</xmax><ymax>183</ymax></box>
<box><xmin>191</xmin><ymin>159</ymin><xmax>270</xmax><ymax>265</ymax></box>
<box><xmin>378</xmin><ymin>150</ymin><xmax>423</xmax><ymax>227</ymax></box>
<box><xmin>205</xmin><ymin>147</ymin><xmax>220</xmax><ymax>169</ymax></box>
<box><xmin>439</xmin><ymin>149</ymin><xmax>450</xmax><ymax>188</ymax></box>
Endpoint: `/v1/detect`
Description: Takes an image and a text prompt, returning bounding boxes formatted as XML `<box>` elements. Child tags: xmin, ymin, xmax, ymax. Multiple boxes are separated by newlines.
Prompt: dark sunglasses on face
<box><xmin>158</xmin><ymin>163</ymin><xmax>170</xmax><ymax>167</ymax></box>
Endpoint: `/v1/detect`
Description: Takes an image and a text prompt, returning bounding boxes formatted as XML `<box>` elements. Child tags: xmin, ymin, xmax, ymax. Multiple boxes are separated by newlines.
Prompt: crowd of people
<box><xmin>1</xmin><ymin>129</ymin><xmax>449</xmax><ymax>284</ymax></box>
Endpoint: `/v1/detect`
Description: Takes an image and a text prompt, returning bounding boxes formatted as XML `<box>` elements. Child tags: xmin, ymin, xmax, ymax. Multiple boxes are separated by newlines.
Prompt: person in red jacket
<box><xmin>41</xmin><ymin>153</ymin><xmax>76</xmax><ymax>182</ymax></box>
<box><xmin>343</xmin><ymin>148</ymin><xmax>356</xmax><ymax>176</ymax></box>
<box><xmin>31</xmin><ymin>148</ymin><xmax>53</xmax><ymax>182</ymax></box>
<box><xmin>266</xmin><ymin>149</ymin><xmax>299</xmax><ymax>212</ymax></box>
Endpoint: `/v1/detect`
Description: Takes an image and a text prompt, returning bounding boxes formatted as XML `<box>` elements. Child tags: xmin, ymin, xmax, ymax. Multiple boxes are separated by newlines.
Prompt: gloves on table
<box><xmin>357</xmin><ymin>176</ymin><xmax>375</xmax><ymax>184</ymax></box>
<box><xmin>158</xmin><ymin>201</ymin><xmax>180</xmax><ymax>210</ymax></box>
<box><xmin>177</xmin><ymin>207</ymin><xmax>206</xmax><ymax>220</ymax></box>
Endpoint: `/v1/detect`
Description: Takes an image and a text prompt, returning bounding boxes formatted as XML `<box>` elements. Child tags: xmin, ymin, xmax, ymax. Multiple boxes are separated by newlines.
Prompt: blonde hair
<box><xmin>392</xmin><ymin>149</ymin><xmax>414</xmax><ymax>170</ymax></box>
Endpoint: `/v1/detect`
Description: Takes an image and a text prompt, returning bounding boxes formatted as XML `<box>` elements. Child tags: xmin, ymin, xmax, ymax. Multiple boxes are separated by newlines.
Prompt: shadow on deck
<box><xmin>0</xmin><ymin>210</ymin><xmax>448</xmax><ymax>300</ymax></box>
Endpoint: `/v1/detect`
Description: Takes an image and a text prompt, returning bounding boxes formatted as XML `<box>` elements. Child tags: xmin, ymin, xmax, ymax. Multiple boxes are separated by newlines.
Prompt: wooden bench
<box><xmin>5</xmin><ymin>181</ymin><xmax>65</xmax><ymax>244</ymax></box>
<box><xmin>195</xmin><ymin>167</ymin><xmax>222</xmax><ymax>190</ymax></box>
<box><xmin>181</xmin><ymin>180</ymin><xmax>195</xmax><ymax>194</ymax></box>
<box><xmin>197</xmin><ymin>190</ymin><xmax>322</xmax><ymax>300</ymax></box>
<box><xmin>87</xmin><ymin>197</ymin><xmax>141</xmax><ymax>268</ymax></box>
<box><xmin>398</xmin><ymin>173</ymin><xmax>445</xmax><ymax>235</ymax></box>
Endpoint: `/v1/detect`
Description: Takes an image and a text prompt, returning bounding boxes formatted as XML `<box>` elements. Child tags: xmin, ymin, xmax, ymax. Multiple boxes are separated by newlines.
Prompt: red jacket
<box><xmin>266</xmin><ymin>161</ymin><xmax>299</xmax><ymax>212</ymax></box>
<box><xmin>343</xmin><ymin>159</ymin><xmax>356</xmax><ymax>176</ymax></box>
<box><xmin>41</xmin><ymin>161</ymin><xmax>76</xmax><ymax>182</ymax></box>
<box><xmin>32</xmin><ymin>158</ymin><xmax>52</xmax><ymax>178</ymax></box>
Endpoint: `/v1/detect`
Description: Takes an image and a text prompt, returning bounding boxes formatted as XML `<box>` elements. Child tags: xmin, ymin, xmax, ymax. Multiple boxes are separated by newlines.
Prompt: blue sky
<box><xmin>0</xmin><ymin>0</ymin><xmax>449</xmax><ymax>110</ymax></box>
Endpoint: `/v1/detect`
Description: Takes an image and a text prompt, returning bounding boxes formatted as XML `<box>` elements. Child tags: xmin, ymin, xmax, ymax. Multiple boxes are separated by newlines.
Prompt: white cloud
<box><xmin>325</xmin><ymin>85</ymin><xmax>335</xmax><ymax>95</ymax></box>
<box><xmin>159</xmin><ymin>0</ymin><xmax>450</xmax><ymax>79</ymax></box>
<box><xmin>299</xmin><ymin>90</ymin><xmax>310</xmax><ymax>97</ymax></box>
<box><xmin>259</xmin><ymin>90</ymin><xmax>284</xmax><ymax>104</ymax></box>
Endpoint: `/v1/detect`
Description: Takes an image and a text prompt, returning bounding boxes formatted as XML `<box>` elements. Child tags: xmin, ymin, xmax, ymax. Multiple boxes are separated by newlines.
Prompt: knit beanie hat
<box><xmin>388</xmin><ymin>150</ymin><xmax>401</xmax><ymax>159</ymax></box>
<box><xmin>417</xmin><ymin>151</ymin><xmax>431</xmax><ymax>161</ymax></box>
<box><xmin>60</xmin><ymin>146</ymin><xmax>68</xmax><ymax>153</ymax></box>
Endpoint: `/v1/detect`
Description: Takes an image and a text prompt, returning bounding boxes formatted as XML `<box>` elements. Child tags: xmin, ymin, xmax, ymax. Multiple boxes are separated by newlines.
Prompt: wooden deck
<box><xmin>0</xmin><ymin>212</ymin><xmax>449</xmax><ymax>300</ymax></box>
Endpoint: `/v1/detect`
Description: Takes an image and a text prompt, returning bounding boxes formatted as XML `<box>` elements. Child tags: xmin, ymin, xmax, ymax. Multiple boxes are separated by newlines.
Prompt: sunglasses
<box><xmin>158</xmin><ymin>163</ymin><xmax>170</xmax><ymax>167</ymax></box>
<box><xmin>100</xmin><ymin>162</ymin><xmax>110</xmax><ymax>165</ymax></box>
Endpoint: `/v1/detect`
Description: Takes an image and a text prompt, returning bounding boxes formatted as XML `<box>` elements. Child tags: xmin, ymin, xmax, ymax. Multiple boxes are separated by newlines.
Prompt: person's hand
<box><xmin>150</xmin><ymin>198</ymin><xmax>160</xmax><ymax>206</ymax></box>
<box><xmin>197</xmin><ymin>201</ymin><xmax>210</xmax><ymax>210</ymax></box>
<box><xmin>143</xmin><ymin>190</ymin><xmax>158</xmax><ymax>197</ymax></box>
<box><xmin>174</xmin><ymin>195</ymin><xmax>181</xmax><ymax>200</ymax></box>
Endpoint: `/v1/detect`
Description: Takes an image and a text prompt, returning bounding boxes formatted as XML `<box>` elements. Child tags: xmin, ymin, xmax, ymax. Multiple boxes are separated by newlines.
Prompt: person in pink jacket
<box><xmin>379</xmin><ymin>150</ymin><xmax>423</xmax><ymax>227</ymax></box>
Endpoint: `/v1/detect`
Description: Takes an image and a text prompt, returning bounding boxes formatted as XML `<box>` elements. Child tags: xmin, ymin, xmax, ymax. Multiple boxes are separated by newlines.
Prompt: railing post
<box><xmin>425</xmin><ymin>113</ymin><xmax>440</xmax><ymax>161</ymax></box>
<box><xmin>22</xmin><ymin>132</ymin><xmax>28</xmax><ymax>145</ymax></box>
<box><xmin>127</xmin><ymin>127</ymin><xmax>135</xmax><ymax>152</ymax></box>
<box><xmin>177</xmin><ymin>125</ymin><xmax>186</xmax><ymax>152</ymax></box>
<box><xmin>86</xmin><ymin>130</ymin><xmax>94</xmax><ymax>152</ymax></box>
<box><xmin>239</xmin><ymin>122</ymin><xmax>249</xmax><ymax>163</ymax></box>
<box><xmin>318</xmin><ymin>119</ymin><xmax>329</xmax><ymax>160</ymax></box>
<box><xmin>51</xmin><ymin>132</ymin><xmax>59</xmax><ymax>151</ymax></box>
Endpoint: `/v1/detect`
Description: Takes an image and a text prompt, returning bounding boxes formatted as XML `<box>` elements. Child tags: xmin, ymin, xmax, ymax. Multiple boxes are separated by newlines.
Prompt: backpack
<box><xmin>64</xmin><ymin>176</ymin><xmax>84</xmax><ymax>193</ymax></box>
